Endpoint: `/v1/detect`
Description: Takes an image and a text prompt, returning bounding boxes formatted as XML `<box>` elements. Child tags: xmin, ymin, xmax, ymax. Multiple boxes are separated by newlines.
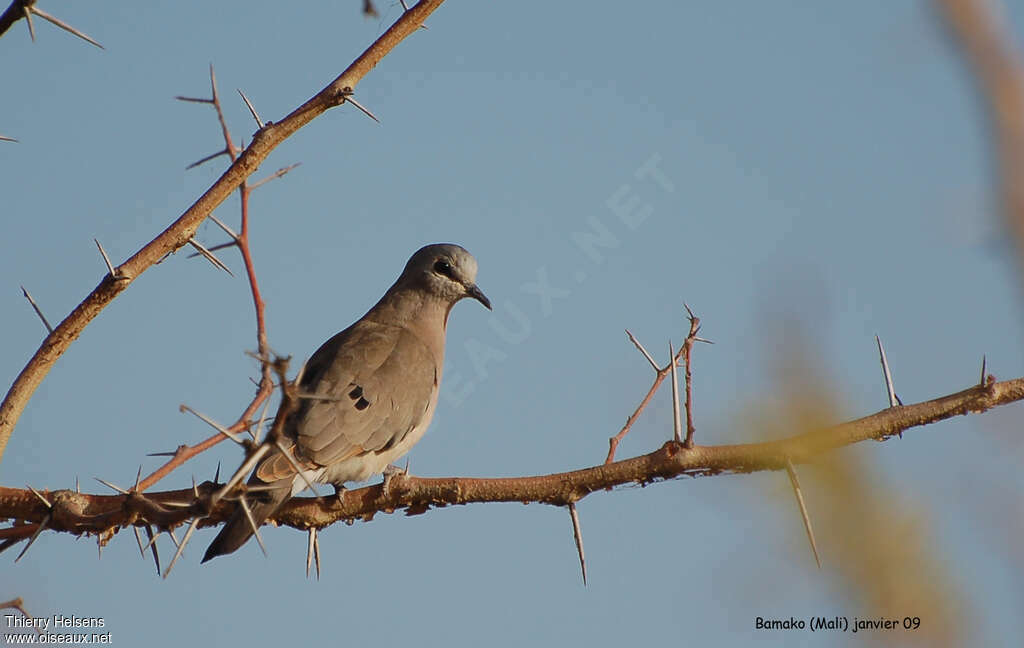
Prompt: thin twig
<box><xmin>340</xmin><ymin>89</ymin><xmax>380</xmax><ymax>123</ymax></box>
<box><xmin>185</xmin><ymin>241</ymin><xmax>236</xmax><ymax>257</ymax></box>
<box><xmin>14</xmin><ymin>514</ymin><xmax>49</xmax><ymax>562</ymax></box>
<box><xmin>186</xmin><ymin>149</ymin><xmax>229</xmax><ymax>170</ymax></box>
<box><xmin>237</xmin><ymin>89</ymin><xmax>264</xmax><ymax>129</ymax></box>
<box><xmin>94</xmin><ymin>477</ymin><xmax>129</xmax><ymax>494</ymax></box>
<box><xmin>306</xmin><ymin>527</ymin><xmax>316</xmax><ymax>578</ymax></box>
<box><xmin>22</xmin><ymin>5</ymin><xmax>32</xmax><ymax>41</ymax></box>
<box><xmin>186</xmin><ymin>238</ymin><xmax>234</xmax><ymax>276</ymax></box>
<box><xmin>25</xmin><ymin>484</ymin><xmax>51</xmax><ymax>509</ymax></box>
<box><xmin>681</xmin><ymin>304</ymin><xmax>702</xmax><ymax>448</ymax></box>
<box><xmin>93</xmin><ymin>238</ymin><xmax>117</xmax><ymax>278</ymax></box>
<box><xmin>252</xmin><ymin>394</ymin><xmax>273</xmax><ymax>443</ymax></box>
<box><xmin>238</xmin><ymin>496</ymin><xmax>267</xmax><ymax>557</ymax></box>
<box><xmin>785</xmin><ymin>458</ymin><xmax>821</xmax><ymax>569</ymax></box>
<box><xmin>175</xmin><ymin>96</ymin><xmax>215</xmax><ymax>105</ymax></box>
<box><xmin>207</xmin><ymin>214</ymin><xmax>239</xmax><ymax>241</ymax></box>
<box><xmin>213</xmin><ymin>443</ymin><xmax>271</xmax><ymax>504</ymax></box>
<box><xmin>133</xmin><ymin>524</ymin><xmax>145</xmax><ymax>556</ymax></box>
<box><xmin>313</xmin><ymin>526</ymin><xmax>321</xmax><ymax>577</ymax></box>
<box><xmin>607</xmin><ymin>308</ymin><xmax>706</xmax><ymax>462</ymax></box>
<box><xmin>180</xmin><ymin>405</ymin><xmax>245</xmax><ymax>444</ymax></box>
<box><xmin>29</xmin><ymin>5</ymin><xmax>103</xmax><ymax>49</ymax></box>
<box><xmin>274</xmin><ymin>440</ymin><xmax>321</xmax><ymax>498</ymax></box>
<box><xmin>162</xmin><ymin>518</ymin><xmax>198</xmax><ymax>578</ymax></box>
<box><xmin>669</xmin><ymin>341</ymin><xmax>682</xmax><ymax>444</ymax></box>
<box><xmin>625</xmin><ymin>329</ymin><xmax>659</xmax><ymax>371</ymax></box>
<box><xmin>143</xmin><ymin>524</ymin><xmax>160</xmax><ymax>575</ymax></box>
<box><xmin>250</xmin><ymin>163</ymin><xmax>302</xmax><ymax>190</ymax></box>
<box><xmin>568</xmin><ymin>502</ymin><xmax>587</xmax><ymax>585</ymax></box>
<box><xmin>875</xmin><ymin>335</ymin><xmax>898</xmax><ymax>408</ymax></box>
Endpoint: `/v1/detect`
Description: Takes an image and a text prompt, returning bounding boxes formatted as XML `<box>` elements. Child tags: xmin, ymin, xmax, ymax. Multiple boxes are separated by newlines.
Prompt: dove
<box><xmin>202</xmin><ymin>243</ymin><xmax>490</xmax><ymax>562</ymax></box>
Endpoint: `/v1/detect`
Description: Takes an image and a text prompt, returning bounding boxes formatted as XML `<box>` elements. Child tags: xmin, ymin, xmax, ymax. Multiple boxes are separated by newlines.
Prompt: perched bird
<box><xmin>202</xmin><ymin>243</ymin><xmax>490</xmax><ymax>562</ymax></box>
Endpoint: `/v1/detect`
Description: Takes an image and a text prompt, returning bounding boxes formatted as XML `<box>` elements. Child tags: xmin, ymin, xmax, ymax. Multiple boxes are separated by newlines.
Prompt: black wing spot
<box><xmin>348</xmin><ymin>384</ymin><xmax>371</xmax><ymax>410</ymax></box>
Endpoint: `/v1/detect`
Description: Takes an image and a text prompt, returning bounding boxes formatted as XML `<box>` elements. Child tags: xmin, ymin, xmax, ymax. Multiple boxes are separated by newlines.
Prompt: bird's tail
<box><xmin>201</xmin><ymin>482</ymin><xmax>290</xmax><ymax>563</ymax></box>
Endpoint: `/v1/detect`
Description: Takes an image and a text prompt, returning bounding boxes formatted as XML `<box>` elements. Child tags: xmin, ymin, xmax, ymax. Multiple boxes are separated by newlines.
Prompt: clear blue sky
<box><xmin>3</xmin><ymin>1</ymin><xmax>1023</xmax><ymax>646</ymax></box>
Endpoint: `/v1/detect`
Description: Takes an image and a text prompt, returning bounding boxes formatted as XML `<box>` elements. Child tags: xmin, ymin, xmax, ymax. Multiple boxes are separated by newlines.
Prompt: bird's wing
<box><xmin>279</xmin><ymin>318</ymin><xmax>438</xmax><ymax>471</ymax></box>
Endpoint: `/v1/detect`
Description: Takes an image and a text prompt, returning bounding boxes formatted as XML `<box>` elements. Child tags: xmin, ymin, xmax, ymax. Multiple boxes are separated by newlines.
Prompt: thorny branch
<box><xmin>0</xmin><ymin>0</ymin><xmax>444</xmax><ymax>463</ymax></box>
<box><xmin>0</xmin><ymin>0</ymin><xmax>103</xmax><ymax>48</ymax></box>
<box><xmin>3</xmin><ymin>0</ymin><xmax>1023</xmax><ymax>583</ymax></box>
<box><xmin>135</xmin><ymin>66</ymin><xmax>287</xmax><ymax>495</ymax></box>
<box><xmin>1</xmin><ymin>375</ymin><xmax>1021</xmax><ymax>547</ymax></box>
<box><xmin>606</xmin><ymin>308</ymin><xmax>708</xmax><ymax>464</ymax></box>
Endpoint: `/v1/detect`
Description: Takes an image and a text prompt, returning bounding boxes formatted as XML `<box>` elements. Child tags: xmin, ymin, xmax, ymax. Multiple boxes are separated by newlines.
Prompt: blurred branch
<box><xmin>2</xmin><ymin>375</ymin><xmax>1021</xmax><ymax>544</ymax></box>
<box><xmin>936</xmin><ymin>0</ymin><xmax>1024</xmax><ymax>272</ymax></box>
<box><xmin>0</xmin><ymin>597</ymin><xmax>42</xmax><ymax>635</ymax></box>
<box><xmin>0</xmin><ymin>0</ymin><xmax>444</xmax><ymax>464</ymax></box>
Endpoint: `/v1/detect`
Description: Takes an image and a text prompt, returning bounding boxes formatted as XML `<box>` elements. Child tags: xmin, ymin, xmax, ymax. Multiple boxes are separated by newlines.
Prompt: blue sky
<box><xmin>2</xmin><ymin>1</ymin><xmax>1023</xmax><ymax>646</ymax></box>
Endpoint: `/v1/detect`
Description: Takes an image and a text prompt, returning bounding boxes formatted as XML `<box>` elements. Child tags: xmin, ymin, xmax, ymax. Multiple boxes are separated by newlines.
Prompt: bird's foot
<box><xmin>332</xmin><ymin>484</ymin><xmax>347</xmax><ymax>505</ymax></box>
<box><xmin>382</xmin><ymin>462</ymin><xmax>410</xmax><ymax>498</ymax></box>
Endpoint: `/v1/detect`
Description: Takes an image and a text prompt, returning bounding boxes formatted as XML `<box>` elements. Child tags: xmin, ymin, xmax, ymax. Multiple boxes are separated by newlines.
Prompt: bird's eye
<box><xmin>433</xmin><ymin>260</ymin><xmax>454</xmax><ymax>277</ymax></box>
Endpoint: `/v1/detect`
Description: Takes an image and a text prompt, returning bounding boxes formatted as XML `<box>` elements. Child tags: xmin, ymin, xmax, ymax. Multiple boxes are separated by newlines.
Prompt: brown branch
<box><xmin>936</xmin><ymin>0</ymin><xmax>1024</xmax><ymax>273</ymax></box>
<box><xmin>0</xmin><ymin>597</ymin><xmax>43</xmax><ymax>635</ymax></box>
<box><xmin>606</xmin><ymin>313</ymin><xmax>708</xmax><ymax>463</ymax></box>
<box><xmin>0</xmin><ymin>0</ymin><xmax>444</xmax><ymax>464</ymax></box>
<box><xmin>680</xmin><ymin>304</ymin><xmax>703</xmax><ymax>448</ymax></box>
<box><xmin>136</xmin><ymin>67</ymin><xmax>289</xmax><ymax>493</ymax></box>
<box><xmin>605</xmin><ymin>332</ymin><xmax>681</xmax><ymax>464</ymax></box>
<box><xmin>2</xmin><ymin>376</ymin><xmax>1020</xmax><ymax>544</ymax></box>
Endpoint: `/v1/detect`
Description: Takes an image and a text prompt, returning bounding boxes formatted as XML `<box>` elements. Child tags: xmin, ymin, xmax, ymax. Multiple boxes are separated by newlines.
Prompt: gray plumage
<box><xmin>202</xmin><ymin>243</ymin><xmax>490</xmax><ymax>562</ymax></box>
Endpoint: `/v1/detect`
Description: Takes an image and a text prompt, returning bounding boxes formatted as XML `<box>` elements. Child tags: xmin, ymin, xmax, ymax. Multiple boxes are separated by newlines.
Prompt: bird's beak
<box><xmin>466</xmin><ymin>284</ymin><xmax>492</xmax><ymax>310</ymax></box>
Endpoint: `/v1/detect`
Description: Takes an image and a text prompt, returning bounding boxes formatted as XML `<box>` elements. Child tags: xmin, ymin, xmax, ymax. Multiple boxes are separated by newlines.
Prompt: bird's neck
<box><xmin>368</xmin><ymin>286</ymin><xmax>450</xmax><ymax>360</ymax></box>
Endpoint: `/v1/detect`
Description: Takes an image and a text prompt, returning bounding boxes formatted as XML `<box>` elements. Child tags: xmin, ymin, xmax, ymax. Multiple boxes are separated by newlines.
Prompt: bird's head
<box><xmin>403</xmin><ymin>243</ymin><xmax>491</xmax><ymax>310</ymax></box>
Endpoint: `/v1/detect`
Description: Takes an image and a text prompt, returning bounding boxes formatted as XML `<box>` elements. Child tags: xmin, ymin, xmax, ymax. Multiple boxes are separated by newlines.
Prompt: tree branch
<box><xmin>2</xmin><ymin>376</ymin><xmax>1020</xmax><ymax>545</ymax></box>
